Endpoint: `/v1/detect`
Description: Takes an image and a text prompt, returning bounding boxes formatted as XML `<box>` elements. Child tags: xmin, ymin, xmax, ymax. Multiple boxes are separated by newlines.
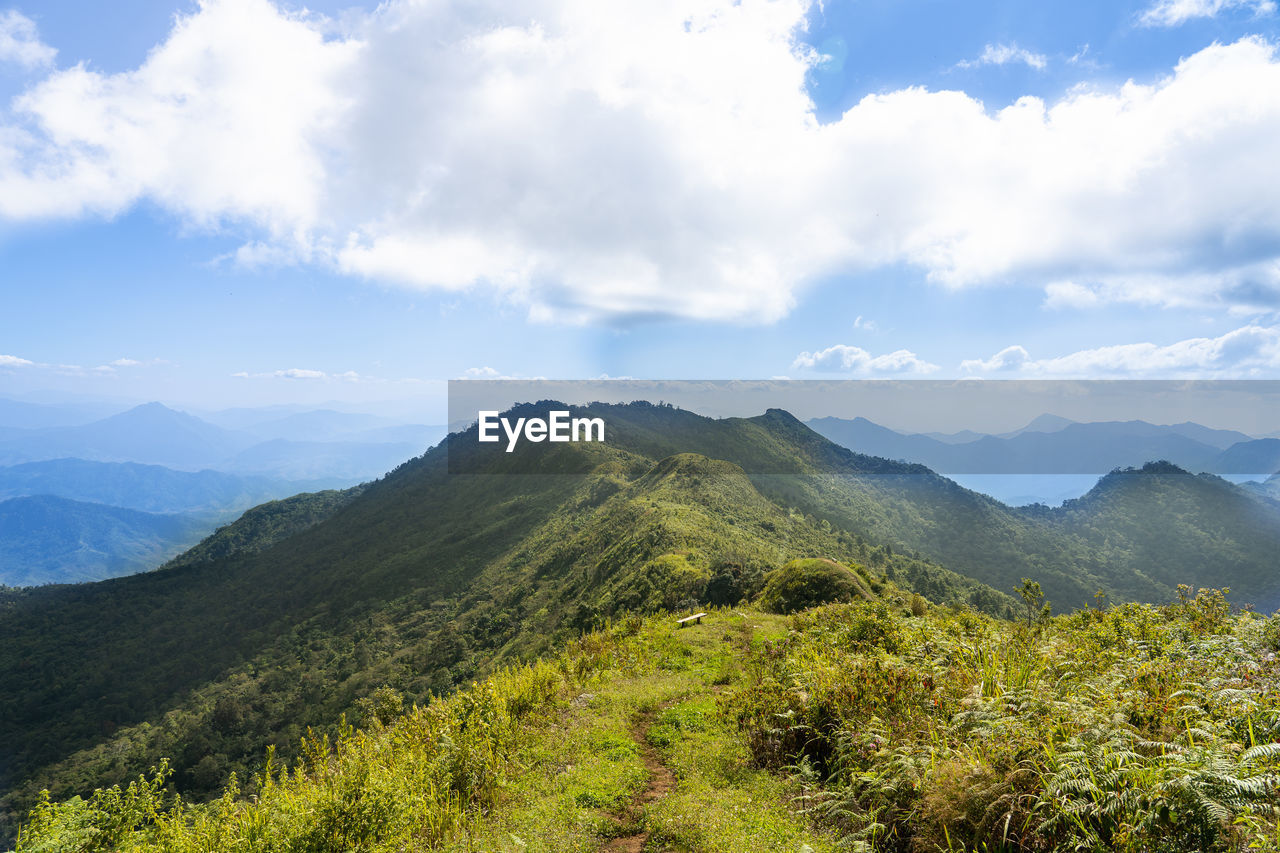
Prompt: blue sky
<box><xmin>2</xmin><ymin>0</ymin><xmax>1280</xmax><ymax>419</ymax></box>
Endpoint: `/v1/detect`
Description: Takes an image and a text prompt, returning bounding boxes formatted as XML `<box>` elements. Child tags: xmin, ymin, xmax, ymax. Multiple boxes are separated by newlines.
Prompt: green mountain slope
<box><xmin>162</xmin><ymin>486</ymin><xmax>364</xmax><ymax>570</ymax></box>
<box><xmin>1055</xmin><ymin>462</ymin><xmax>1280</xmax><ymax>609</ymax></box>
<box><xmin>3</xmin><ymin>400</ymin><xmax>1280</xmax><ymax>842</ymax></box>
<box><xmin>13</xmin><ymin>600</ymin><xmax>1280</xmax><ymax>853</ymax></box>
<box><xmin>561</xmin><ymin>405</ymin><xmax>1280</xmax><ymax>610</ymax></box>
<box><xmin>0</xmin><ymin>405</ymin><xmax>1006</xmax><ymax>839</ymax></box>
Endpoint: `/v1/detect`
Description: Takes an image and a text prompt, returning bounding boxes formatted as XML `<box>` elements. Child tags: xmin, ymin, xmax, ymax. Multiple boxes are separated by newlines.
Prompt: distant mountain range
<box><xmin>0</xmin><ymin>495</ymin><xmax>210</xmax><ymax>586</ymax></box>
<box><xmin>0</xmin><ymin>458</ymin><xmax>286</xmax><ymax>514</ymax></box>
<box><xmin>4</xmin><ymin>400</ymin><xmax>1280</xmax><ymax>838</ymax></box>
<box><xmin>806</xmin><ymin>414</ymin><xmax>1279</xmax><ymax>505</ymax></box>
<box><xmin>0</xmin><ymin>399</ymin><xmax>447</xmax><ymax>587</ymax></box>
<box><xmin>0</xmin><ymin>402</ymin><xmax>445</xmax><ymax>477</ymax></box>
<box><xmin>3</xmin><ymin>401</ymin><xmax>1274</xmax><ymax>586</ymax></box>
<box><xmin>807</xmin><ymin>414</ymin><xmax>1267</xmax><ymax>474</ymax></box>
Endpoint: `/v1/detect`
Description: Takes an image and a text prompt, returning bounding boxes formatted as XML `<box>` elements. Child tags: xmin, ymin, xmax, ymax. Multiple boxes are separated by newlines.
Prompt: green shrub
<box><xmin>757</xmin><ymin>558</ymin><xmax>866</xmax><ymax>614</ymax></box>
<box><xmin>726</xmin><ymin>602</ymin><xmax>1280</xmax><ymax>852</ymax></box>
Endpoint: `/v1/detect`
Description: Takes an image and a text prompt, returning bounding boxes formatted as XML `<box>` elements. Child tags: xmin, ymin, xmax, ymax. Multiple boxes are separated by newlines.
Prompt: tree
<box><xmin>1017</xmin><ymin>578</ymin><xmax>1044</xmax><ymax>627</ymax></box>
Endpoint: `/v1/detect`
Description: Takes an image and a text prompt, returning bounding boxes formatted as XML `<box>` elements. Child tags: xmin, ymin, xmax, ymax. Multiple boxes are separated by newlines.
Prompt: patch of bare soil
<box><xmin>599</xmin><ymin>705</ymin><xmax>677</xmax><ymax>853</ymax></box>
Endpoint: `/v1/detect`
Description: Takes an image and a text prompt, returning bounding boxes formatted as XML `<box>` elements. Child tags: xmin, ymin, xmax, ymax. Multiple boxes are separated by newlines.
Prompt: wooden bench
<box><xmin>676</xmin><ymin>612</ymin><xmax>707</xmax><ymax>628</ymax></box>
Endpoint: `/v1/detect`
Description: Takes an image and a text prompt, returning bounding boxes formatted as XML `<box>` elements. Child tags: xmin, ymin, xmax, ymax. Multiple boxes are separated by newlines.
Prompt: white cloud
<box><xmin>1043</xmin><ymin>281</ymin><xmax>1101</xmax><ymax>309</ymax></box>
<box><xmin>3</xmin><ymin>3</ymin><xmax>1280</xmax><ymax>322</ymax></box>
<box><xmin>0</xmin><ymin>0</ymin><xmax>352</xmax><ymax>228</ymax></box>
<box><xmin>0</xmin><ymin>354</ymin><xmax>108</xmax><ymax>375</ymax></box>
<box><xmin>1067</xmin><ymin>44</ymin><xmax>1094</xmax><ymax>67</ymax></box>
<box><xmin>0</xmin><ymin>10</ymin><xmax>55</xmax><ymax>69</ymax></box>
<box><xmin>853</xmin><ymin>315</ymin><xmax>879</xmax><ymax>331</ymax></box>
<box><xmin>459</xmin><ymin>366</ymin><xmax>538</xmax><ymax>379</ymax></box>
<box><xmin>1139</xmin><ymin>0</ymin><xmax>1276</xmax><ymax>27</ymax></box>
<box><xmin>963</xmin><ymin>324</ymin><xmax>1280</xmax><ymax>376</ymax></box>
<box><xmin>958</xmin><ymin>42</ymin><xmax>1047</xmax><ymax>70</ymax></box>
<box><xmin>792</xmin><ymin>344</ymin><xmax>939</xmax><ymax>374</ymax></box>
<box><xmin>233</xmin><ymin>367</ymin><xmax>362</xmax><ymax>380</ymax></box>
<box><xmin>960</xmin><ymin>345</ymin><xmax>1031</xmax><ymax>372</ymax></box>
<box><xmin>110</xmin><ymin>357</ymin><xmax>141</xmax><ymax>367</ymax></box>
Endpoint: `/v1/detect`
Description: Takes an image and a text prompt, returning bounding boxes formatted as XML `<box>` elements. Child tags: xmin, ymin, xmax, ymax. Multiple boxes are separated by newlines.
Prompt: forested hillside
<box><xmin>0</xmin><ymin>403</ymin><xmax>1005</xmax><ymax>841</ymax></box>
<box><xmin>3</xmin><ymin>400</ymin><xmax>1280</xmax><ymax>845</ymax></box>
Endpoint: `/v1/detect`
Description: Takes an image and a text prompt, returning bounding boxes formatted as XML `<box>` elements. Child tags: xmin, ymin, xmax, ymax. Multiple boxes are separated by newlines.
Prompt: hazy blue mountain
<box><xmin>806</xmin><ymin>416</ymin><xmax>953</xmax><ymax>463</ymax></box>
<box><xmin>808</xmin><ymin>416</ymin><xmax>1242</xmax><ymax>475</ymax></box>
<box><xmin>934</xmin><ymin>421</ymin><xmax>1222</xmax><ymax>474</ymax></box>
<box><xmin>0</xmin><ymin>403</ymin><xmax>442</xmax><ymax>482</ymax></box>
<box><xmin>0</xmin><ymin>459</ymin><xmax>289</xmax><ymax>514</ymax></box>
<box><xmin>1162</xmin><ymin>421</ymin><xmax>1255</xmax><ymax>450</ymax></box>
<box><xmin>1243</xmin><ymin>473</ymin><xmax>1280</xmax><ymax>500</ymax></box>
<box><xmin>917</xmin><ymin>428</ymin><xmax>987</xmax><ymax>444</ymax></box>
<box><xmin>1211</xmin><ymin>438</ymin><xmax>1280</xmax><ymax>475</ymax></box>
<box><xmin>228</xmin><ymin>408</ymin><xmax>445</xmax><ymax>448</ymax></box>
<box><xmin>223</xmin><ymin>438</ymin><xmax>425</xmax><ymax>480</ymax></box>
<box><xmin>0</xmin><ymin>401</ymin><xmax>445</xmax><ymax>588</ymax></box>
<box><xmin>999</xmin><ymin>412</ymin><xmax>1076</xmax><ymax>437</ymax></box>
<box><xmin>237</xmin><ymin>409</ymin><xmax>407</xmax><ymax>442</ymax></box>
<box><xmin>0</xmin><ymin>403</ymin><xmax>251</xmax><ymax>469</ymax></box>
<box><xmin>346</xmin><ymin>424</ymin><xmax>447</xmax><ymax>446</ymax></box>
<box><xmin>917</xmin><ymin>414</ymin><xmax>1077</xmax><ymax>444</ymax></box>
<box><xmin>0</xmin><ymin>495</ymin><xmax>211</xmax><ymax>586</ymax></box>
<box><xmin>196</xmin><ymin>404</ymin><xmax>320</xmax><ymax>431</ymax></box>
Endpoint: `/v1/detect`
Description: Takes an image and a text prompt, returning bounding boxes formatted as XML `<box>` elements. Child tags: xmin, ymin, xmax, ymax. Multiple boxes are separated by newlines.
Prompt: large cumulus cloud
<box><xmin>4</xmin><ymin>0</ymin><xmax>1280</xmax><ymax>323</ymax></box>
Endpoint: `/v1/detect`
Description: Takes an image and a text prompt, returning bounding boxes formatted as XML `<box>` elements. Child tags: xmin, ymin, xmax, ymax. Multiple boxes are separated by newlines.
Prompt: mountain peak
<box><xmin>759</xmin><ymin>407</ymin><xmax>804</xmax><ymax>426</ymax></box>
<box><xmin>103</xmin><ymin>402</ymin><xmax>197</xmax><ymax>425</ymax></box>
<box><xmin>1019</xmin><ymin>413</ymin><xmax>1075</xmax><ymax>434</ymax></box>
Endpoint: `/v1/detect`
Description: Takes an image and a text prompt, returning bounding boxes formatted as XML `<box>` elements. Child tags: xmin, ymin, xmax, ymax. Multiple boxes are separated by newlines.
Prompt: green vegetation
<box><xmin>0</xmin><ymin>495</ymin><xmax>213</xmax><ymax>586</ymax></box>
<box><xmin>0</xmin><ymin>410</ymin><xmax>1012</xmax><ymax>843</ymax></box>
<box><xmin>162</xmin><ymin>486</ymin><xmax>363</xmax><ymax>570</ymax></box>
<box><xmin>13</xmin><ymin>612</ymin><xmax>838</xmax><ymax>853</ymax></box>
<box><xmin>731</xmin><ymin>592</ymin><xmax>1280</xmax><ymax>852</ymax></box>
<box><xmin>758</xmin><ymin>557</ymin><xmax>872</xmax><ymax>614</ymax></box>
<box><xmin>5</xmin><ymin>401</ymin><xmax>1280</xmax><ymax>846</ymax></box>
<box><xmin>14</xmin><ymin>595</ymin><xmax>1280</xmax><ymax>851</ymax></box>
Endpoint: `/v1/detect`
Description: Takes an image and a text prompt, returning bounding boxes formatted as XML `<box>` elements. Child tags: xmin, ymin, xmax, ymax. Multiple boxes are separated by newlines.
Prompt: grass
<box><xmin>14</xmin><ymin>607</ymin><xmax>838</xmax><ymax>852</ymax></box>
<box><xmin>444</xmin><ymin>610</ymin><xmax>835</xmax><ymax>852</ymax></box>
<box><xmin>17</xmin><ymin>597</ymin><xmax>1279</xmax><ymax>852</ymax></box>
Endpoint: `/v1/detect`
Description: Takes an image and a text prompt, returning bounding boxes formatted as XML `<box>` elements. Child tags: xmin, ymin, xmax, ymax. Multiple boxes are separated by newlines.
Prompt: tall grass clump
<box><xmin>726</xmin><ymin>592</ymin><xmax>1280</xmax><ymax>852</ymax></box>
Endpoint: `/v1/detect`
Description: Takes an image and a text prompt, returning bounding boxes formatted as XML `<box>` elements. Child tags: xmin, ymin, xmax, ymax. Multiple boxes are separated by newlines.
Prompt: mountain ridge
<box><xmin>3</xmin><ymin>400</ymin><xmax>1280</xmax><ymax>839</ymax></box>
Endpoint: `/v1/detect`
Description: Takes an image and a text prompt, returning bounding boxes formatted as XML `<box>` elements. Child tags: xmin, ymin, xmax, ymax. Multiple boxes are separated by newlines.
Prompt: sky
<box><xmin>2</xmin><ymin>0</ymin><xmax>1280</xmax><ymax>420</ymax></box>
